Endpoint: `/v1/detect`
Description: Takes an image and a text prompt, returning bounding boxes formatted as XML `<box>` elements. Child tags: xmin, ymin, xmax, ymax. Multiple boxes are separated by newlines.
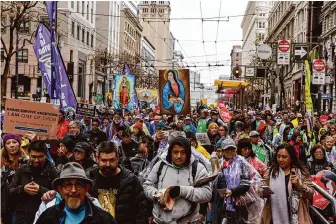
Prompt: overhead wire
<box><xmin>215</xmin><ymin>1</ymin><xmax>222</xmax><ymax>65</ymax></box>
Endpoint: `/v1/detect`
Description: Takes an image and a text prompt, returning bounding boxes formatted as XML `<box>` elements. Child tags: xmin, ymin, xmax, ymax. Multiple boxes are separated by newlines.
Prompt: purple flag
<box><xmin>45</xmin><ymin>1</ymin><xmax>60</xmax><ymax>100</ymax></box>
<box><xmin>33</xmin><ymin>23</ymin><xmax>77</xmax><ymax>110</ymax></box>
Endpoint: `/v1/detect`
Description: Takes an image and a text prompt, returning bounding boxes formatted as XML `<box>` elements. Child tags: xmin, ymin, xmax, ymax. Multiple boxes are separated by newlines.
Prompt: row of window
<box><xmin>71</xmin><ymin>21</ymin><xmax>94</xmax><ymax>47</ymax></box>
<box><xmin>324</xmin><ymin>10</ymin><xmax>336</xmax><ymax>33</ymax></box>
<box><xmin>257</xmin><ymin>21</ymin><xmax>266</xmax><ymax>29</ymax></box>
<box><xmin>1</xmin><ymin>49</ymin><xmax>29</xmax><ymax>63</ymax></box>
<box><xmin>143</xmin><ymin>1</ymin><xmax>165</xmax><ymax>4</ymax></box>
<box><xmin>70</xmin><ymin>1</ymin><xmax>94</xmax><ymax>23</ymax></box>
<box><xmin>143</xmin><ymin>8</ymin><xmax>164</xmax><ymax>14</ymax></box>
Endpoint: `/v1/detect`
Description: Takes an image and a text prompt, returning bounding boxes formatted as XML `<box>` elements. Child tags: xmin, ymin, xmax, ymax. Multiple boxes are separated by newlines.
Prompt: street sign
<box><xmin>295</xmin><ymin>100</ymin><xmax>300</xmax><ymax>106</ymax></box>
<box><xmin>257</xmin><ymin>44</ymin><xmax>272</xmax><ymax>60</ymax></box>
<box><xmin>277</xmin><ymin>40</ymin><xmax>291</xmax><ymax>65</ymax></box>
<box><xmin>245</xmin><ymin>66</ymin><xmax>255</xmax><ymax>77</ymax></box>
<box><xmin>320</xmin><ymin>93</ymin><xmax>332</xmax><ymax>100</ymax></box>
<box><xmin>312</xmin><ymin>59</ymin><xmax>326</xmax><ymax>85</ymax></box>
<box><xmin>293</xmin><ymin>43</ymin><xmax>308</xmax><ymax>62</ymax></box>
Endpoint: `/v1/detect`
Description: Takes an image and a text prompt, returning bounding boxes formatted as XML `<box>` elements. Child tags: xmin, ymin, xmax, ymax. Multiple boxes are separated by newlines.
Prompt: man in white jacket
<box><xmin>143</xmin><ymin>136</ymin><xmax>212</xmax><ymax>224</ymax></box>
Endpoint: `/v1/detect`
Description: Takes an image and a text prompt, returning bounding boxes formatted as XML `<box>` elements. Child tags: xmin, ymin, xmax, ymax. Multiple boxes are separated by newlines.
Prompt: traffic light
<box><xmin>232</xmin><ymin>66</ymin><xmax>242</xmax><ymax>78</ymax></box>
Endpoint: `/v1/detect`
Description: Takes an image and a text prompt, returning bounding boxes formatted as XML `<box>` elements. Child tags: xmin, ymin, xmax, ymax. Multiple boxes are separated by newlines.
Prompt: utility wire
<box><xmin>215</xmin><ymin>1</ymin><xmax>222</xmax><ymax>65</ymax></box>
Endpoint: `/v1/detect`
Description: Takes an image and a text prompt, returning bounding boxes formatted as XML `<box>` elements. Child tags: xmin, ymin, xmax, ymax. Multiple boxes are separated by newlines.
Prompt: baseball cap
<box><xmin>73</xmin><ymin>142</ymin><xmax>91</xmax><ymax>153</ymax></box>
<box><xmin>249</xmin><ymin>131</ymin><xmax>260</xmax><ymax>137</ymax></box>
<box><xmin>221</xmin><ymin>139</ymin><xmax>237</xmax><ymax>150</ymax></box>
<box><xmin>186</xmin><ymin>116</ymin><xmax>191</xmax><ymax>120</ymax></box>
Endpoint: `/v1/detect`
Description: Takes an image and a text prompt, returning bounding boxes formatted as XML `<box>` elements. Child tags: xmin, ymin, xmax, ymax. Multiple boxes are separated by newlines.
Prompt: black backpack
<box><xmin>130</xmin><ymin>155</ymin><xmax>149</xmax><ymax>176</ymax></box>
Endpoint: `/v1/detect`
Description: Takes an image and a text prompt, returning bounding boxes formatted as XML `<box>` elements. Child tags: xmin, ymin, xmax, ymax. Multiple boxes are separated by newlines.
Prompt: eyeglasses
<box><xmin>62</xmin><ymin>181</ymin><xmax>85</xmax><ymax>191</ymax></box>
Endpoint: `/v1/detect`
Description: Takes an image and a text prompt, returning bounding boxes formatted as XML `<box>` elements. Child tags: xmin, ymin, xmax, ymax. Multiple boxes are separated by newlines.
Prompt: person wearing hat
<box><xmin>203</xmin><ymin>122</ymin><xmax>220</xmax><ymax>155</ymax></box>
<box><xmin>88</xmin><ymin>142</ymin><xmax>149</xmax><ymax>223</ymax></box>
<box><xmin>9</xmin><ymin>141</ymin><xmax>59</xmax><ymax>224</ymax></box>
<box><xmin>143</xmin><ymin>136</ymin><xmax>212</xmax><ymax>224</ymax></box>
<box><xmin>207</xmin><ymin>110</ymin><xmax>224</xmax><ymax>127</ymax></box>
<box><xmin>212</xmin><ymin>138</ymin><xmax>250</xmax><ymax>224</ymax></box>
<box><xmin>35</xmin><ymin>162</ymin><xmax>117</xmax><ymax>224</ymax></box>
<box><xmin>131</xmin><ymin>120</ymin><xmax>146</xmax><ymax>142</ymax></box>
<box><xmin>70</xmin><ymin>142</ymin><xmax>97</xmax><ymax>174</ymax></box>
<box><xmin>183</xmin><ymin>116</ymin><xmax>197</xmax><ymax>134</ymax></box>
<box><xmin>1</xmin><ymin>134</ymin><xmax>29</xmax><ymax>223</ymax></box>
<box><xmin>237</xmin><ymin>138</ymin><xmax>266</xmax><ymax>176</ymax></box>
<box><xmin>55</xmin><ymin>136</ymin><xmax>76</xmax><ymax>168</ymax></box>
<box><xmin>249</xmin><ymin>131</ymin><xmax>270</xmax><ymax>165</ymax></box>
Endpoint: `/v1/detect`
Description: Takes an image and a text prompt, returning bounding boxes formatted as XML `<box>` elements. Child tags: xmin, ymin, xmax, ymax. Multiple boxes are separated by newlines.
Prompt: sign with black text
<box><xmin>76</xmin><ymin>103</ymin><xmax>96</xmax><ymax>117</ymax></box>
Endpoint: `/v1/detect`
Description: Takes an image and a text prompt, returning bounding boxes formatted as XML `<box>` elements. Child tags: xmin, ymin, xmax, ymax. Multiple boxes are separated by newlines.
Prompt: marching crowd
<box><xmin>1</xmin><ymin>106</ymin><xmax>336</xmax><ymax>224</ymax></box>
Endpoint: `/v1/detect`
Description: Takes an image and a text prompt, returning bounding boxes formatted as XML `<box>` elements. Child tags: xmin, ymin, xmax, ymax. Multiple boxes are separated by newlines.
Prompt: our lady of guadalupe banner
<box><xmin>136</xmin><ymin>89</ymin><xmax>158</xmax><ymax>105</ymax></box>
<box><xmin>159</xmin><ymin>69</ymin><xmax>190</xmax><ymax>114</ymax></box>
<box><xmin>113</xmin><ymin>74</ymin><xmax>135</xmax><ymax>111</ymax></box>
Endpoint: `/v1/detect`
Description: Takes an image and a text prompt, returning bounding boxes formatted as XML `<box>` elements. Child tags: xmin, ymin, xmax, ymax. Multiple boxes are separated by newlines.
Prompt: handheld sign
<box><xmin>196</xmin><ymin>118</ymin><xmax>211</xmax><ymax>145</ymax></box>
<box><xmin>311</xmin><ymin>170</ymin><xmax>336</xmax><ymax>210</ymax></box>
<box><xmin>3</xmin><ymin>99</ymin><xmax>59</xmax><ymax>138</ymax></box>
<box><xmin>76</xmin><ymin>103</ymin><xmax>96</xmax><ymax>117</ymax></box>
<box><xmin>219</xmin><ymin>108</ymin><xmax>232</xmax><ymax>123</ymax></box>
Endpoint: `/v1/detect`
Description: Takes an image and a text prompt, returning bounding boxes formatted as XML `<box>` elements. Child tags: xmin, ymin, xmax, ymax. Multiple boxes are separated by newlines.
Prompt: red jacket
<box><xmin>57</xmin><ymin>120</ymin><xmax>69</xmax><ymax>138</ymax></box>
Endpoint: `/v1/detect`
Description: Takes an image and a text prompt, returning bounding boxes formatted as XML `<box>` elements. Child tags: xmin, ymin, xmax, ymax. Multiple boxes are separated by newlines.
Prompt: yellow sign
<box><xmin>201</xmin><ymin>98</ymin><xmax>207</xmax><ymax>105</ymax></box>
<box><xmin>304</xmin><ymin>60</ymin><xmax>313</xmax><ymax>112</ymax></box>
<box><xmin>136</xmin><ymin>89</ymin><xmax>158</xmax><ymax>104</ymax></box>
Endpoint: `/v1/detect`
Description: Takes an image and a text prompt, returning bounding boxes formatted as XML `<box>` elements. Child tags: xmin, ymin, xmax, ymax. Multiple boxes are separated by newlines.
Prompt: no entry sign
<box><xmin>312</xmin><ymin>59</ymin><xmax>326</xmax><ymax>85</ymax></box>
<box><xmin>277</xmin><ymin>40</ymin><xmax>291</xmax><ymax>65</ymax></box>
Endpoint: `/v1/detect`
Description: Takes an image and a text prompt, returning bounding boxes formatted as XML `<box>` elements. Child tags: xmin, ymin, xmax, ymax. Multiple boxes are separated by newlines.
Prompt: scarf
<box><xmin>270</xmin><ymin>168</ymin><xmax>300</xmax><ymax>224</ymax></box>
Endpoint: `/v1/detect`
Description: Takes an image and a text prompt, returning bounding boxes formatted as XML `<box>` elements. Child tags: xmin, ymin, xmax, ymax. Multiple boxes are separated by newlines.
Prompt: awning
<box><xmin>214</xmin><ymin>80</ymin><xmax>249</xmax><ymax>88</ymax></box>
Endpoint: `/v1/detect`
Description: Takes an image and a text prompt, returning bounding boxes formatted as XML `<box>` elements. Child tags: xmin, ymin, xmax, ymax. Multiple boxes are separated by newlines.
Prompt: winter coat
<box><xmin>88</xmin><ymin>166</ymin><xmax>149</xmax><ymax>224</ymax></box>
<box><xmin>35</xmin><ymin>197</ymin><xmax>117</xmax><ymax>224</ymax></box>
<box><xmin>260</xmin><ymin>169</ymin><xmax>314</xmax><ymax>224</ymax></box>
<box><xmin>143</xmin><ymin>152</ymin><xmax>212</xmax><ymax>224</ymax></box>
<box><xmin>9</xmin><ymin>161</ymin><xmax>59</xmax><ymax>224</ymax></box>
<box><xmin>272</xmin><ymin>124</ymin><xmax>287</xmax><ymax>148</ymax></box>
<box><xmin>307</xmin><ymin>158</ymin><xmax>335</xmax><ymax>175</ymax></box>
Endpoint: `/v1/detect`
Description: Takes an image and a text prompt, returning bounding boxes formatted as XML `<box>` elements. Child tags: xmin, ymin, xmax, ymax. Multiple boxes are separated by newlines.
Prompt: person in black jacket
<box><xmin>87</xmin><ymin>118</ymin><xmax>107</xmax><ymax>147</ymax></box>
<box><xmin>88</xmin><ymin>141</ymin><xmax>149</xmax><ymax>224</ymax></box>
<box><xmin>9</xmin><ymin>141</ymin><xmax>59</xmax><ymax>224</ymax></box>
<box><xmin>67</xmin><ymin>120</ymin><xmax>92</xmax><ymax>143</ymax></box>
<box><xmin>35</xmin><ymin>162</ymin><xmax>117</xmax><ymax>224</ymax></box>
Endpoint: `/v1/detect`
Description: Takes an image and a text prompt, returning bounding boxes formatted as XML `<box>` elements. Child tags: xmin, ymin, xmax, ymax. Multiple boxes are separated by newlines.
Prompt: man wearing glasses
<box><xmin>35</xmin><ymin>162</ymin><xmax>116</xmax><ymax>224</ymax></box>
<box><xmin>9</xmin><ymin>141</ymin><xmax>59</xmax><ymax>224</ymax></box>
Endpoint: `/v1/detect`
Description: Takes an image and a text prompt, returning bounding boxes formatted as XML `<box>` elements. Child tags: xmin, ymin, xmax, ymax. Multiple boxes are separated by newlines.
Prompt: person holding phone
<box><xmin>260</xmin><ymin>143</ymin><xmax>314</xmax><ymax>224</ymax></box>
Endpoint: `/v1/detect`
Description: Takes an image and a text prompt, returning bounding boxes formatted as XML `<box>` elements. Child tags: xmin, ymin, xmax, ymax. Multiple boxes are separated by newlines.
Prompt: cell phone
<box><xmin>291</xmin><ymin>171</ymin><xmax>296</xmax><ymax>176</ymax></box>
<box><xmin>261</xmin><ymin>185</ymin><xmax>274</xmax><ymax>195</ymax></box>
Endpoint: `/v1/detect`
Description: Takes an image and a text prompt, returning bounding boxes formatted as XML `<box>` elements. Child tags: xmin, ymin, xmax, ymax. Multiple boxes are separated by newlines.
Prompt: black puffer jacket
<box><xmin>9</xmin><ymin>161</ymin><xmax>59</xmax><ymax>224</ymax></box>
<box><xmin>88</xmin><ymin>166</ymin><xmax>150</xmax><ymax>224</ymax></box>
<box><xmin>35</xmin><ymin>197</ymin><xmax>117</xmax><ymax>224</ymax></box>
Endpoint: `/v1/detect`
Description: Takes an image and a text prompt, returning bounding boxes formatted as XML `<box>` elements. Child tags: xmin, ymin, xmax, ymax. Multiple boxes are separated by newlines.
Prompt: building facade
<box><xmin>141</xmin><ymin>36</ymin><xmax>156</xmax><ymax>76</ymax></box>
<box><xmin>230</xmin><ymin>45</ymin><xmax>242</xmax><ymax>80</ymax></box>
<box><xmin>138</xmin><ymin>1</ymin><xmax>173</xmax><ymax>71</ymax></box>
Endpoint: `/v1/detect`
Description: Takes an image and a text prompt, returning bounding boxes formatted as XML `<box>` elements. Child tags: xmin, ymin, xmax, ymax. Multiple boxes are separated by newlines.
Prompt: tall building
<box><xmin>58</xmin><ymin>1</ymin><xmax>96</xmax><ymax>103</ymax></box>
<box><xmin>140</xmin><ymin>36</ymin><xmax>156</xmax><ymax>88</ymax></box>
<box><xmin>138</xmin><ymin>1</ymin><xmax>173</xmax><ymax>71</ymax></box>
<box><xmin>190</xmin><ymin>70</ymin><xmax>201</xmax><ymax>91</ymax></box>
<box><xmin>172</xmin><ymin>50</ymin><xmax>184</xmax><ymax>69</ymax></box>
<box><xmin>230</xmin><ymin>45</ymin><xmax>242</xmax><ymax>80</ymax></box>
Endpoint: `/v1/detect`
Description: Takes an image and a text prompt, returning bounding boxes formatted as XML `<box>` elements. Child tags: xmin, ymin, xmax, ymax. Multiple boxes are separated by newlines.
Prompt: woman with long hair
<box><xmin>260</xmin><ymin>143</ymin><xmax>314</xmax><ymax>224</ymax></box>
<box><xmin>162</xmin><ymin>70</ymin><xmax>185</xmax><ymax>113</ymax></box>
<box><xmin>308</xmin><ymin>144</ymin><xmax>335</xmax><ymax>175</ymax></box>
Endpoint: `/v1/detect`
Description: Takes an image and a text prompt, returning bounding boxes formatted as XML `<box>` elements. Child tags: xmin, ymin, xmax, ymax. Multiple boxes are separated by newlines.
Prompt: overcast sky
<box><xmin>170</xmin><ymin>0</ymin><xmax>248</xmax><ymax>86</ymax></box>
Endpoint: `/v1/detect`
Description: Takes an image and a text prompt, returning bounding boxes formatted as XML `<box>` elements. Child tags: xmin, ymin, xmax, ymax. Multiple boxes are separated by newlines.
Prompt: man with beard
<box><xmin>111</xmin><ymin>114</ymin><xmax>124</xmax><ymax>136</ymax></box>
<box><xmin>35</xmin><ymin>162</ymin><xmax>117</xmax><ymax>224</ymax></box>
<box><xmin>67</xmin><ymin>120</ymin><xmax>91</xmax><ymax>143</ymax></box>
<box><xmin>88</xmin><ymin>141</ymin><xmax>149</xmax><ymax>224</ymax></box>
<box><xmin>9</xmin><ymin>141</ymin><xmax>59</xmax><ymax>224</ymax></box>
<box><xmin>87</xmin><ymin>118</ymin><xmax>107</xmax><ymax>147</ymax></box>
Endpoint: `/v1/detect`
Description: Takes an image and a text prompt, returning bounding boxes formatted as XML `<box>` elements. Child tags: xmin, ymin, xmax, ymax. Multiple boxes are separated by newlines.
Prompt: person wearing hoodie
<box><xmin>272</xmin><ymin>124</ymin><xmax>290</xmax><ymax>149</ymax></box>
<box><xmin>289</xmin><ymin>133</ymin><xmax>308</xmax><ymax>165</ymax></box>
<box><xmin>143</xmin><ymin>136</ymin><xmax>212</xmax><ymax>224</ymax></box>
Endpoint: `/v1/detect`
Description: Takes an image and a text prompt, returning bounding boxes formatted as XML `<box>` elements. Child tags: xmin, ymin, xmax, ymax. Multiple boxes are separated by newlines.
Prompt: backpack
<box><xmin>130</xmin><ymin>155</ymin><xmax>149</xmax><ymax>176</ymax></box>
<box><xmin>155</xmin><ymin>160</ymin><xmax>198</xmax><ymax>185</ymax></box>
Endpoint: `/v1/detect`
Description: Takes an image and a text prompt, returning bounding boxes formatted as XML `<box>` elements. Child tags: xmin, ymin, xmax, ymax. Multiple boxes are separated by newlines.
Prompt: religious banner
<box><xmin>159</xmin><ymin>69</ymin><xmax>190</xmax><ymax>114</ymax></box>
<box><xmin>136</xmin><ymin>89</ymin><xmax>158</xmax><ymax>105</ymax></box>
<box><xmin>311</xmin><ymin>170</ymin><xmax>336</xmax><ymax>210</ymax></box>
<box><xmin>113</xmin><ymin>74</ymin><xmax>135</xmax><ymax>111</ymax></box>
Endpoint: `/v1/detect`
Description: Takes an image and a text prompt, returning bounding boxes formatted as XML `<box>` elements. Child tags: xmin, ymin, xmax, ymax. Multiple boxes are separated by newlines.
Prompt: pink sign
<box><xmin>220</xmin><ymin>108</ymin><xmax>232</xmax><ymax>123</ymax></box>
<box><xmin>218</xmin><ymin>101</ymin><xmax>226</xmax><ymax>108</ymax></box>
<box><xmin>311</xmin><ymin>170</ymin><xmax>336</xmax><ymax>210</ymax></box>
<box><xmin>320</xmin><ymin>115</ymin><xmax>328</xmax><ymax>125</ymax></box>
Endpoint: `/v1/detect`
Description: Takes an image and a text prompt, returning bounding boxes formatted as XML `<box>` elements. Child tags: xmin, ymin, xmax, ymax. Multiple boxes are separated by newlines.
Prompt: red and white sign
<box><xmin>319</xmin><ymin>115</ymin><xmax>329</xmax><ymax>125</ymax></box>
<box><xmin>219</xmin><ymin>108</ymin><xmax>232</xmax><ymax>123</ymax></box>
<box><xmin>312</xmin><ymin>59</ymin><xmax>326</xmax><ymax>85</ymax></box>
<box><xmin>277</xmin><ymin>40</ymin><xmax>291</xmax><ymax>65</ymax></box>
<box><xmin>311</xmin><ymin>170</ymin><xmax>336</xmax><ymax>210</ymax></box>
<box><xmin>217</xmin><ymin>100</ymin><xmax>226</xmax><ymax>108</ymax></box>
<box><xmin>278</xmin><ymin>40</ymin><xmax>290</xmax><ymax>52</ymax></box>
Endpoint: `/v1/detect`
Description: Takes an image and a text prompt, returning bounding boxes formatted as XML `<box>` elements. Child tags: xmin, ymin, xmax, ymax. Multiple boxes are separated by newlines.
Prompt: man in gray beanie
<box><xmin>35</xmin><ymin>162</ymin><xmax>116</xmax><ymax>224</ymax></box>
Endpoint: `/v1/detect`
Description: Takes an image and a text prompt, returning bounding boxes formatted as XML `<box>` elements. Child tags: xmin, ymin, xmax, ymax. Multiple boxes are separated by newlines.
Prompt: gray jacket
<box><xmin>143</xmin><ymin>152</ymin><xmax>212</xmax><ymax>224</ymax></box>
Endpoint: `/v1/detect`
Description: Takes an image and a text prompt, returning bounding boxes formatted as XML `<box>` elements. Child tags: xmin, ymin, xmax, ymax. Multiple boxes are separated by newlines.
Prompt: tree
<box><xmin>1</xmin><ymin>1</ymin><xmax>41</xmax><ymax>102</ymax></box>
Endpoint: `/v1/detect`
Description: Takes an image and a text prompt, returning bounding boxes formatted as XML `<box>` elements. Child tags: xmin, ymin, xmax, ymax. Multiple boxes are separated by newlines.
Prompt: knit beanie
<box><xmin>133</xmin><ymin>120</ymin><xmax>143</xmax><ymax>132</ymax></box>
<box><xmin>208</xmin><ymin>122</ymin><xmax>219</xmax><ymax>130</ymax></box>
<box><xmin>3</xmin><ymin>134</ymin><xmax>21</xmax><ymax>146</ymax></box>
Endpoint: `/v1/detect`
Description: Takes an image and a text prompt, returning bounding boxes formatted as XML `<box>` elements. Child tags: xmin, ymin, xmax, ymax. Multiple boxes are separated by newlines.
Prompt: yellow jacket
<box><xmin>195</xmin><ymin>144</ymin><xmax>210</xmax><ymax>159</ymax></box>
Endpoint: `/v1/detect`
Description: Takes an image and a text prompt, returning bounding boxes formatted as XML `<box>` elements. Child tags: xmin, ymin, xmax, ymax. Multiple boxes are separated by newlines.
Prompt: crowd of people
<box><xmin>1</xmin><ymin>106</ymin><xmax>336</xmax><ymax>224</ymax></box>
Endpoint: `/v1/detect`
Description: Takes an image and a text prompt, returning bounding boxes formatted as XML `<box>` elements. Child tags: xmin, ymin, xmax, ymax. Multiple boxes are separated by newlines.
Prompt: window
<box><xmin>91</xmin><ymin>8</ymin><xmax>93</xmax><ymax>23</ymax></box>
<box><xmin>17</xmin><ymin>49</ymin><xmax>28</xmax><ymax>63</ymax></box>
<box><xmin>19</xmin><ymin>21</ymin><xmax>30</xmax><ymax>33</ymax></box>
<box><xmin>82</xmin><ymin>1</ymin><xmax>85</xmax><ymax>16</ymax></box>
<box><xmin>87</xmin><ymin>31</ymin><xmax>89</xmax><ymax>45</ymax></box>
<box><xmin>91</xmin><ymin>34</ymin><xmax>93</xmax><ymax>47</ymax></box>
<box><xmin>77</xmin><ymin>1</ymin><xmax>80</xmax><ymax>12</ymax></box>
<box><xmin>159</xmin><ymin>9</ymin><xmax>164</xmax><ymax>14</ymax></box>
<box><xmin>87</xmin><ymin>4</ymin><xmax>89</xmax><ymax>20</ymax></box>
<box><xmin>82</xmin><ymin>28</ymin><xmax>85</xmax><ymax>42</ymax></box>
<box><xmin>159</xmin><ymin>1</ymin><xmax>164</xmax><ymax>4</ymax></box>
<box><xmin>257</xmin><ymin>22</ymin><xmax>265</xmax><ymax>29</ymax></box>
<box><xmin>70</xmin><ymin>50</ymin><xmax>73</xmax><ymax>62</ymax></box>
<box><xmin>71</xmin><ymin>1</ymin><xmax>74</xmax><ymax>8</ymax></box>
<box><xmin>259</xmin><ymin>13</ymin><xmax>265</xmax><ymax>17</ymax></box>
<box><xmin>77</xmin><ymin>25</ymin><xmax>80</xmax><ymax>40</ymax></box>
<box><xmin>71</xmin><ymin>21</ymin><xmax>75</xmax><ymax>36</ymax></box>
<box><xmin>142</xmin><ymin>8</ymin><xmax>148</xmax><ymax>13</ymax></box>
<box><xmin>151</xmin><ymin>8</ymin><xmax>156</xmax><ymax>13</ymax></box>
<box><xmin>144</xmin><ymin>1</ymin><xmax>148</xmax><ymax>4</ymax></box>
<box><xmin>1</xmin><ymin>50</ymin><xmax>4</xmax><ymax>62</ymax></box>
